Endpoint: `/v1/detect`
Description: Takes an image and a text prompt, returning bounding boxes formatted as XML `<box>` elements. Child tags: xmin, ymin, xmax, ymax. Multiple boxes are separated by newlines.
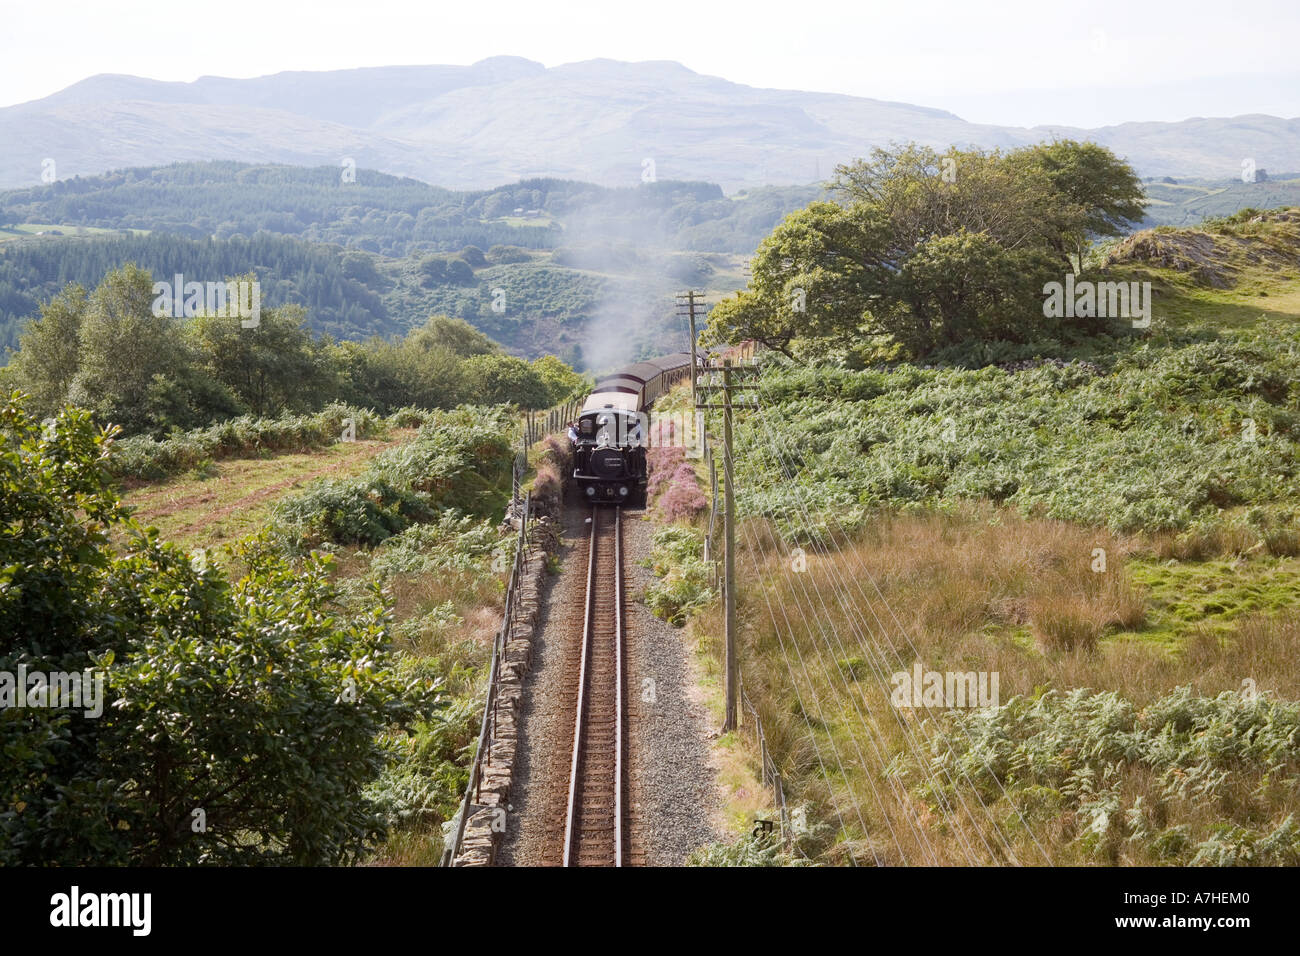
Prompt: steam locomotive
<box><xmin>569</xmin><ymin>353</ymin><xmax>693</xmax><ymax>503</ymax></box>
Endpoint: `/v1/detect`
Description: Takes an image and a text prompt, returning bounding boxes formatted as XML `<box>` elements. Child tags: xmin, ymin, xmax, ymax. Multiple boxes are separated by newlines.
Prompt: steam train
<box><xmin>569</xmin><ymin>353</ymin><xmax>693</xmax><ymax>503</ymax></box>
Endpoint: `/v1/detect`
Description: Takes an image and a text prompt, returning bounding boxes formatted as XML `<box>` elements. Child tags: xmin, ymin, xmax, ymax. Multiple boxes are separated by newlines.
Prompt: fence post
<box><xmin>487</xmin><ymin>637</ymin><xmax>500</xmax><ymax>771</ymax></box>
<box><xmin>776</xmin><ymin>772</ymin><xmax>790</xmax><ymax>848</ymax></box>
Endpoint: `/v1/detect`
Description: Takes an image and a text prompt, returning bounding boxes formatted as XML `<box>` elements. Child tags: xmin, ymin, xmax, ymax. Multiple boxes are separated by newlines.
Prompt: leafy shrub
<box><xmin>646</xmin><ymin>525</ymin><xmax>706</xmax><ymax>571</ymax></box>
<box><xmin>0</xmin><ymin>394</ymin><xmax>439</xmax><ymax>865</ymax></box>
<box><xmin>487</xmin><ymin>244</ymin><xmax>532</xmax><ymax>264</ymax></box>
<box><xmin>366</xmin><ymin>693</ymin><xmax>482</xmax><ymax>837</ymax></box>
<box><xmin>369</xmin><ymin>513</ymin><xmax>504</xmax><ymax>578</ymax></box>
<box><xmin>388</xmin><ymin>406</ymin><xmax>436</xmax><ymax>428</ymax></box>
<box><xmin>271</xmin><ymin>404</ymin><xmax>515</xmax><ymax>550</ymax></box>
<box><xmin>1154</xmin><ymin>341</ymin><xmax>1290</xmax><ymax>403</ymax></box>
<box><xmin>914</xmin><ymin>686</ymin><xmax>1300</xmax><ymax>865</ymax></box>
<box><xmin>644</xmin><ymin>526</ymin><xmax>715</xmax><ymax>626</ymax></box>
<box><xmin>686</xmin><ymin>834</ymin><xmax>814</xmax><ymax>866</ymax></box>
<box><xmin>108</xmin><ymin>403</ymin><xmax>387</xmax><ymax>480</ymax></box>
<box><xmin>274</xmin><ymin>476</ymin><xmax>433</xmax><ymax>548</ymax></box>
<box><xmin>368</xmin><ymin>412</ymin><xmax>513</xmax><ymax>513</ymax></box>
<box><xmin>736</xmin><ymin>330</ymin><xmax>1300</xmax><ymax>540</ymax></box>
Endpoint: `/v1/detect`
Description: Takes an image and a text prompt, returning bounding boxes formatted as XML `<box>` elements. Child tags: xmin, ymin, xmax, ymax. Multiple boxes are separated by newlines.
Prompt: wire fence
<box><xmin>443</xmin><ymin>396</ymin><xmax>580</xmax><ymax>865</ymax></box>
<box><xmin>739</xmin><ymin>673</ymin><xmax>791</xmax><ymax>849</ymax></box>
<box><xmin>514</xmin><ymin>399</ymin><xmax>582</xmax><ymax>499</ymax></box>
<box><xmin>524</xmin><ymin>400</ymin><xmax>583</xmax><ymax>448</ymax></box>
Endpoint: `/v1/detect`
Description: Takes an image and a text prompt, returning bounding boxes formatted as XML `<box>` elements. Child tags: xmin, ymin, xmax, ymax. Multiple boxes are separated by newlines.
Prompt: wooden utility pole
<box><xmin>721</xmin><ymin>360</ymin><xmax>737</xmax><ymax>732</ymax></box>
<box><xmin>696</xmin><ymin>355</ymin><xmax>760</xmax><ymax>734</ymax></box>
<box><xmin>676</xmin><ymin>291</ymin><xmax>702</xmax><ymax>412</ymax></box>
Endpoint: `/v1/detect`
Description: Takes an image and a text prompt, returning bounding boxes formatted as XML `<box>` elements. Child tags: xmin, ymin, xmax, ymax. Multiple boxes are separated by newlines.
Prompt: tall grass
<box><xmin>704</xmin><ymin>504</ymin><xmax>1300</xmax><ymax>865</ymax></box>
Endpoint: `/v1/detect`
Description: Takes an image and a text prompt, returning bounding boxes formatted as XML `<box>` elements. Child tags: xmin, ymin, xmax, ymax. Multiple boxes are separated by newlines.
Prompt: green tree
<box><xmin>0</xmin><ymin>394</ymin><xmax>439</xmax><ymax>865</ymax></box>
<box><xmin>418</xmin><ymin>256</ymin><xmax>448</xmax><ymax>287</ymax></box>
<box><xmin>332</xmin><ymin>333</ymin><xmax>470</xmax><ymax>412</ymax></box>
<box><xmin>703</xmin><ymin>200</ymin><xmax>891</xmax><ymax>358</ymax></box>
<box><xmin>488</xmin><ymin>244</ymin><xmax>531</xmax><ymax>264</ymax></box>
<box><xmin>531</xmin><ymin>354</ymin><xmax>587</xmax><ymax>405</ymax></box>
<box><xmin>832</xmin><ymin>144</ymin><xmax>1058</xmax><ymax>253</ymax></box>
<box><xmin>1022</xmin><ymin>139</ymin><xmax>1146</xmax><ymax>271</ymax></box>
<box><xmin>340</xmin><ymin>252</ymin><xmax>381</xmax><ymax>285</ymax></box>
<box><xmin>4</xmin><ymin>282</ymin><xmax>88</xmax><ymax>416</ymax></box>
<box><xmin>407</xmin><ymin>314</ymin><xmax>497</xmax><ymax>359</ymax></box>
<box><xmin>70</xmin><ymin>263</ymin><xmax>192</xmax><ymax>434</ymax></box>
<box><xmin>461</xmin><ymin>353</ymin><xmax>549</xmax><ymax>408</ymax></box>
<box><xmin>893</xmin><ymin>230</ymin><xmax>1060</xmax><ymax>352</ymax></box>
<box><xmin>445</xmin><ymin>257</ymin><xmax>475</xmax><ymax>286</ymax></box>
<box><xmin>190</xmin><ymin>296</ymin><xmax>332</xmax><ymax>417</ymax></box>
<box><xmin>706</xmin><ymin>141</ymin><xmax>1144</xmax><ymax>360</ymax></box>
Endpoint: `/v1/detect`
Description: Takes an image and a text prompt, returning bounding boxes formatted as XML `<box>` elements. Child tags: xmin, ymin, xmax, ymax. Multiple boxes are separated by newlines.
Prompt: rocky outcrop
<box><xmin>1103</xmin><ymin>208</ymin><xmax>1300</xmax><ymax>288</ymax></box>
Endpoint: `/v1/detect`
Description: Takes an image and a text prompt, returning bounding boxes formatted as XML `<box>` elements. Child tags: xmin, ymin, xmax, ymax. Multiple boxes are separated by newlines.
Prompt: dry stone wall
<box><xmin>452</xmin><ymin>512</ymin><xmax>557</xmax><ymax>866</ymax></box>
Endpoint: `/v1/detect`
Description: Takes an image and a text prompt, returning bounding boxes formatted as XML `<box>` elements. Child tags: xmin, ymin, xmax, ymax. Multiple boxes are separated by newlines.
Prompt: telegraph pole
<box><xmin>721</xmin><ymin>360</ymin><xmax>737</xmax><ymax>732</ymax></box>
<box><xmin>676</xmin><ymin>290</ymin><xmax>702</xmax><ymax>412</ymax></box>
<box><xmin>696</xmin><ymin>354</ymin><xmax>760</xmax><ymax>733</ymax></box>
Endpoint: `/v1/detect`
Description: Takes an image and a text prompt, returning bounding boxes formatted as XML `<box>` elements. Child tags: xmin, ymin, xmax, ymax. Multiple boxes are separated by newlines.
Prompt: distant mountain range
<box><xmin>3</xmin><ymin>57</ymin><xmax>1297</xmax><ymax>191</ymax></box>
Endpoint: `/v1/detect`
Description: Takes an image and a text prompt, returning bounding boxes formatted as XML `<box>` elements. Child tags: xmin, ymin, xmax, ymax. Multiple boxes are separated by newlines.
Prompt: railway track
<box><xmin>562</xmin><ymin>505</ymin><xmax>627</xmax><ymax>866</ymax></box>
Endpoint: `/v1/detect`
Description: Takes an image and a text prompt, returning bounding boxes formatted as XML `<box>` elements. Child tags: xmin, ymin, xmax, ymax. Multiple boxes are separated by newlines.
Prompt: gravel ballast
<box><xmin>498</xmin><ymin>499</ymin><xmax>723</xmax><ymax>866</ymax></box>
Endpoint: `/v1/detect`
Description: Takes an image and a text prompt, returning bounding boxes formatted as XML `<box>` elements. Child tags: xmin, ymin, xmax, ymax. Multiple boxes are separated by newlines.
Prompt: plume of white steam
<box><xmin>560</xmin><ymin>187</ymin><xmax>699</xmax><ymax>373</ymax></box>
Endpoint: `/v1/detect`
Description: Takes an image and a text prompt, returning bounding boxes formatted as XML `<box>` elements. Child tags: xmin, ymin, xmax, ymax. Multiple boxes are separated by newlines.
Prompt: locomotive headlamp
<box><xmin>619</xmin><ymin>486</ymin><xmax>629</xmax><ymax>497</ymax></box>
<box><xmin>585</xmin><ymin>486</ymin><xmax>596</xmax><ymax>497</ymax></box>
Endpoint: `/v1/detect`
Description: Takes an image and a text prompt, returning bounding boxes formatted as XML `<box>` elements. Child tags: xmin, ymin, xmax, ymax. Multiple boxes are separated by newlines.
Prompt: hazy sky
<box><xmin>2</xmin><ymin>0</ymin><xmax>1297</xmax><ymax>127</ymax></box>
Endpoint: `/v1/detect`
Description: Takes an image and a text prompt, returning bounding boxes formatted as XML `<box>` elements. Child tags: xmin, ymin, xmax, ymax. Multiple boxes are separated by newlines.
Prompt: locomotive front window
<box><xmin>577</xmin><ymin>410</ymin><xmax>648</xmax><ymax>447</ymax></box>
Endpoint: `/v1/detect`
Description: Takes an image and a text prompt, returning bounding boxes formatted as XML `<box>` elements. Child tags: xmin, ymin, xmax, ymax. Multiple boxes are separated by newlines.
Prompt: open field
<box><xmin>120</xmin><ymin>432</ymin><xmax>411</xmax><ymax>554</ymax></box>
<box><xmin>0</xmin><ymin>223</ymin><xmax>150</xmax><ymax>244</ymax></box>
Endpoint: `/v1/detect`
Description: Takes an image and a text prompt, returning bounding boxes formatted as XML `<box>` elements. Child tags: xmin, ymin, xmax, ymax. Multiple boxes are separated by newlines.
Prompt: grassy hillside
<box><xmin>119</xmin><ymin>431</ymin><xmax>410</xmax><ymax>553</ymax></box>
<box><xmin>1141</xmin><ymin>174</ymin><xmax>1300</xmax><ymax>227</ymax></box>
<box><xmin>5</xmin><ymin>162</ymin><xmax>1297</xmax><ymax>365</ymax></box>
<box><xmin>0</xmin><ymin>163</ymin><xmax>811</xmax><ymax>363</ymax></box>
<box><xmin>677</xmin><ymin>208</ymin><xmax>1300</xmax><ymax>866</ymax></box>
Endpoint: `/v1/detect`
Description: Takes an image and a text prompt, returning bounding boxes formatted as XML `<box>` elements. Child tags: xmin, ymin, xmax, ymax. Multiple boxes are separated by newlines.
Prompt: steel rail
<box><xmin>613</xmin><ymin>505</ymin><xmax>624</xmax><ymax>866</ymax></box>
<box><xmin>562</xmin><ymin>506</ymin><xmax>625</xmax><ymax>866</ymax></box>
